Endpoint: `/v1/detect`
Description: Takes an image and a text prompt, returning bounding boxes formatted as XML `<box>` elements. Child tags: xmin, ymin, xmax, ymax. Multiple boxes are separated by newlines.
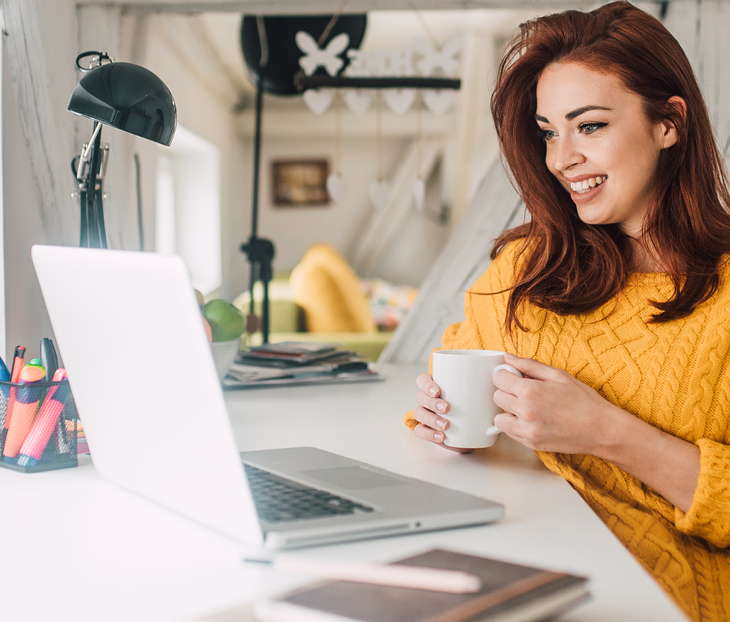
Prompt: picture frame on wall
<box><xmin>271</xmin><ymin>159</ymin><xmax>330</xmax><ymax>207</ymax></box>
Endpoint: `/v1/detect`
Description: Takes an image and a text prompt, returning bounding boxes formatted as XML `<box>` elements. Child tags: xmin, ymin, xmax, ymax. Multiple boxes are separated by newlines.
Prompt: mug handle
<box><xmin>487</xmin><ymin>364</ymin><xmax>524</xmax><ymax>437</ymax></box>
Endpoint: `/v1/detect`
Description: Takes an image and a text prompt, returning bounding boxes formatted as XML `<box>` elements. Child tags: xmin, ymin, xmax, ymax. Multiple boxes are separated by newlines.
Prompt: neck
<box><xmin>628</xmin><ymin>238</ymin><xmax>661</xmax><ymax>273</ymax></box>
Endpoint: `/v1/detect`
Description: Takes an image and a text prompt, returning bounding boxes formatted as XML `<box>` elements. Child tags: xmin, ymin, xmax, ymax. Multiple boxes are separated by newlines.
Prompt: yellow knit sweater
<box><xmin>404</xmin><ymin>242</ymin><xmax>730</xmax><ymax>622</ymax></box>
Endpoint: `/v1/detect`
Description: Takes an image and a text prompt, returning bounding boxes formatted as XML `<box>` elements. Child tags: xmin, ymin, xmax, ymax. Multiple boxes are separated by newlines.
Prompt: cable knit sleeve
<box><xmin>675</xmin><ymin>438</ymin><xmax>730</xmax><ymax>547</ymax></box>
<box><xmin>402</xmin><ymin>243</ymin><xmax>520</xmax><ymax>430</ymax></box>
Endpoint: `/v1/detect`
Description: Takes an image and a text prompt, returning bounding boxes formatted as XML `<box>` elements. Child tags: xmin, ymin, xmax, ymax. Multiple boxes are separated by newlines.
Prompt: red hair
<box><xmin>490</xmin><ymin>1</ymin><xmax>730</xmax><ymax>332</ymax></box>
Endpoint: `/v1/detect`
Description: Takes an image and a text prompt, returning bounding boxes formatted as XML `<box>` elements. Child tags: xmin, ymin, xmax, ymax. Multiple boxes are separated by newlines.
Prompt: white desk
<box><xmin>0</xmin><ymin>364</ymin><xmax>687</xmax><ymax>622</ymax></box>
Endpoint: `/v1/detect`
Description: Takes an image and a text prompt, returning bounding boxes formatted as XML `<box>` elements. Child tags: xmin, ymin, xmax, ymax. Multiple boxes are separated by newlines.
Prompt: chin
<box><xmin>575</xmin><ymin>208</ymin><xmax>609</xmax><ymax>227</ymax></box>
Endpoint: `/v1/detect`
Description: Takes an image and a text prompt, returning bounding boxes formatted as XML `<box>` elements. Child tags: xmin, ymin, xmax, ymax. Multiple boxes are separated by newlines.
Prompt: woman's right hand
<box><xmin>413</xmin><ymin>373</ymin><xmax>472</xmax><ymax>453</ymax></box>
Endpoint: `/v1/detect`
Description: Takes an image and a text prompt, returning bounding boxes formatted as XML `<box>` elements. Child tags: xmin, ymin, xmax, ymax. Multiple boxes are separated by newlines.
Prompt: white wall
<box><xmin>2</xmin><ymin>0</ymin><xmax>77</xmax><ymax>362</ymax></box>
<box><xmin>143</xmin><ymin>15</ymin><xmax>249</xmax><ymax>302</ymax></box>
<box><xmin>249</xmin><ymin>130</ymin><xmax>410</xmax><ymax>276</ymax></box>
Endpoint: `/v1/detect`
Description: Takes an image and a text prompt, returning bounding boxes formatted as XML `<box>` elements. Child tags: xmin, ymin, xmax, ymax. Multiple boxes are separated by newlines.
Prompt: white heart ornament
<box><xmin>303</xmin><ymin>89</ymin><xmax>334</xmax><ymax>115</ymax></box>
<box><xmin>413</xmin><ymin>178</ymin><xmax>426</xmax><ymax>211</ymax></box>
<box><xmin>384</xmin><ymin>89</ymin><xmax>416</xmax><ymax>115</ymax></box>
<box><xmin>423</xmin><ymin>90</ymin><xmax>454</xmax><ymax>116</ymax></box>
<box><xmin>344</xmin><ymin>90</ymin><xmax>372</xmax><ymax>114</ymax></box>
<box><xmin>326</xmin><ymin>173</ymin><xmax>349</xmax><ymax>204</ymax></box>
<box><xmin>369</xmin><ymin>180</ymin><xmax>391</xmax><ymax>211</ymax></box>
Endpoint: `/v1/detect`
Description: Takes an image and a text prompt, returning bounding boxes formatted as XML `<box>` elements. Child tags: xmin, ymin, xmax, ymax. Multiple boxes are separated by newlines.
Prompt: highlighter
<box><xmin>27</xmin><ymin>358</ymin><xmax>46</xmax><ymax>376</ymax></box>
<box><xmin>17</xmin><ymin>370</ymin><xmax>69</xmax><ymax>468</ymax></box>
<box><xmin>3</xmin><ymin>366</ymin><xmax>45</xmax><ymax>461</ymax></box>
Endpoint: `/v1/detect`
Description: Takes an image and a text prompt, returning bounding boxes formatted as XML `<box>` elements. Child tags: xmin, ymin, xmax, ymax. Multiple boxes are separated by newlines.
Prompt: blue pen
<box><xmin>0</xmin><ymin>356</ymin><xmax>10</xmax><ymax>383</ymax></box>
<box><xmin>0</xmin><ymin>356</ymin><xmax>10</xmax><ymax>444</ymax></box>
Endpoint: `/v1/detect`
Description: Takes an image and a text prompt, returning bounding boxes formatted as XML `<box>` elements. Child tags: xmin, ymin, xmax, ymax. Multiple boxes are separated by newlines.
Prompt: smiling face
<box><xmin>535</xmin><ymin>62</ymin><xmax>678</xmax><ymax>237</ymax></box>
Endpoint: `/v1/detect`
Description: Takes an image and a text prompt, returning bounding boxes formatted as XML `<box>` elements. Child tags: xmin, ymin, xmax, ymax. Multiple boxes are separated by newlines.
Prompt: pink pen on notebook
<box><xmin>244</xmin><ymin>555</ymin><xmax>482</xmax><ymax>593</ymax></box>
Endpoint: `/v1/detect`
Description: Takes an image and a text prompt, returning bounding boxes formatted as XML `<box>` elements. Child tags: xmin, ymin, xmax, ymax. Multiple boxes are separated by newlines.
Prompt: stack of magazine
<box><xmin>222</xmin><ymin>342</ymin><xmax>384</xmax><ymax>390</ymax></box>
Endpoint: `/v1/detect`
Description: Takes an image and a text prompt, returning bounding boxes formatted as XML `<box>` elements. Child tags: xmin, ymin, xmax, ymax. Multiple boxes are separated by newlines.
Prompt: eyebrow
<box><xmin>535</xmin><ymin>105</ymin><xmax>612</xmax><ymax>123</ymax></box>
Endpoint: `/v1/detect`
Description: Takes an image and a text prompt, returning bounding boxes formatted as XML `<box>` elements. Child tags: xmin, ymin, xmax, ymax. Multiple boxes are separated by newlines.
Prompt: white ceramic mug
<box><xmin>432</xmin><ymin>349</ymin><xmax>523</xmax><ymax>448</ymax></box>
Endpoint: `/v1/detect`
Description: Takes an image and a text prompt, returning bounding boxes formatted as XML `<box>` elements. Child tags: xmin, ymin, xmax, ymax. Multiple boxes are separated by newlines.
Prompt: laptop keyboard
<box><xmin>243</xmin><ymin>464</ymin><xmax>374</xmax><ymax>523</ymax></box>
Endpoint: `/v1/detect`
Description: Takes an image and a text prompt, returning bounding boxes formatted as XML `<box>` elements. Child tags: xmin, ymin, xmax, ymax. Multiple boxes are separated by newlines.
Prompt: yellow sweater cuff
<box><xmin>404</xmin><ymin>410</ymin><xmax>418</xmax><ymax>430</ymax></box>
<box><xmin>675</xmin><ymin>438</ymin><xmax>730</xmax><ymax>547</ymax></box>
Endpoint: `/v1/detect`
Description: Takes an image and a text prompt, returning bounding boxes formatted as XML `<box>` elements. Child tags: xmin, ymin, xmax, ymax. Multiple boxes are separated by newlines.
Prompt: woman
<box><xmin>404</xmin><ymin>3</ymin><xmax>730</xmax><ymax>621</ymax></box>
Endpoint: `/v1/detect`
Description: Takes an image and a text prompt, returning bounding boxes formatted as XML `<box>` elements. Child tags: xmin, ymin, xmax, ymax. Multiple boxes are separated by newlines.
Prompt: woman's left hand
<box><xmin>492</xmin><ymin>352</ymin><xmax>620</xmax><ymax>455</ymax></box>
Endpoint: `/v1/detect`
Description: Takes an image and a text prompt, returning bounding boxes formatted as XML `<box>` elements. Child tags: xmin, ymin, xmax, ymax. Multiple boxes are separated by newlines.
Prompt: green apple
<box><xmin>203</xmin><ymin>299</ymin><xmax>247</xmax><ymax>342</ymax></box>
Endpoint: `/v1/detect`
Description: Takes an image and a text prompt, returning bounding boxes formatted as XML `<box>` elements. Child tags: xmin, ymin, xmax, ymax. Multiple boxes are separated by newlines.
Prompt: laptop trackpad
<box><xmin>301</xmin><ymin>466</ymin><xmax>405</xmax><ymax>490</ymax></box>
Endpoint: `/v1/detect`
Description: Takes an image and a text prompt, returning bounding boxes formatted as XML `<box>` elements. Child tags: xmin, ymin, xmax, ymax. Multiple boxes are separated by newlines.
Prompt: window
<box><xmin>155</xmin><ymin>126</ymin><xmax>221</xmax><ymax>295</ymax></box>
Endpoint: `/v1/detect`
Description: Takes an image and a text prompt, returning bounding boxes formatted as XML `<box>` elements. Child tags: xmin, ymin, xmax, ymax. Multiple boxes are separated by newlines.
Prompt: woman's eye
<box><xmin>579</xmin><ymin>122</ymin><xmax>607</xmax><ymax>134</ymax></box>
<box><xmin>536</xmin><ymin>128</ymin><xmax>557</xmax><ymax>141</ymax></box>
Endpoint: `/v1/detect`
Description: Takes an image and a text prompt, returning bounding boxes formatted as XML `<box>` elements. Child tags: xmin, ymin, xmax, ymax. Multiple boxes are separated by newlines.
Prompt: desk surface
<box><xmin>0</xmin><ymin>364</ymin><xmax>687</xmax><ymax>622</ymax></box>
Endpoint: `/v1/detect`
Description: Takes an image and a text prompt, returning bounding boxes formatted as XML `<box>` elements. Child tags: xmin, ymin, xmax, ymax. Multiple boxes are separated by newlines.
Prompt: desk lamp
<box><xmin>67</xmin><ymin>51</ymin><xmax>177</xmax><ymax>248</ymax></box>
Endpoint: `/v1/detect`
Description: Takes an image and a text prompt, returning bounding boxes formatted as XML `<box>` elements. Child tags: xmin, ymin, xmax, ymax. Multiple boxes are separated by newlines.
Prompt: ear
<box><xmin>658</xmin><ymin>96</ymin><xmax>686</xmax><ymax>149</ymax></box>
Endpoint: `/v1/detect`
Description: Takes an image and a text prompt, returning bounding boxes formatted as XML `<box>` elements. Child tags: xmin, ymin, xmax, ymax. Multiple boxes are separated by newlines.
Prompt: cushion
<box><xmin>290</xmin><ymin>244</ymin><xmax>377</xmax><ymax>333</ymax></box>
<box><xmin>361</xmin><ymin>278</ymin><xmax>419</xmax><ymax>330</ymax></box>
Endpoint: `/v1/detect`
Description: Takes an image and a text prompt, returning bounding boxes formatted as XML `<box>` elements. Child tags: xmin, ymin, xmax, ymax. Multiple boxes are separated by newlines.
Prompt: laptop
<box><xmin>31</xmin><ymin>245</ymin><xmax>504</xmax><ymax>549</ymax></box>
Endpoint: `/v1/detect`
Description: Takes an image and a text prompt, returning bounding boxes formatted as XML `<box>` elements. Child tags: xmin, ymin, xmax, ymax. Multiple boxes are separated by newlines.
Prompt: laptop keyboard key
<box><xmin>243</xmin><ymin>464</ymin><xmax>374</xmax><ymax>523</ymax></box>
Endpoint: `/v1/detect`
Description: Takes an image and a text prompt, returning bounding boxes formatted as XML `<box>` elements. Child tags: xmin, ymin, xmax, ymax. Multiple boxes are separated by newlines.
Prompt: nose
<box><xmin>549</xmin><ymin>133</ymin><xmax>585</xmax><ymax>173</ymax></box>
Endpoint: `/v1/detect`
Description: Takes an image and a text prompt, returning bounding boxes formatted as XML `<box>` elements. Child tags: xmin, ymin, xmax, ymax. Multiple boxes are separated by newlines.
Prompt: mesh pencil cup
<box><xmin>0</xmin><ymin>378</ymin><xmax>78</xmax><ymax>473</ymax></box>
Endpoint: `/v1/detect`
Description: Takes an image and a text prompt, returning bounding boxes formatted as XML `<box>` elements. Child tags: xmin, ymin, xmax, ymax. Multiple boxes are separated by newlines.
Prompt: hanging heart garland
<box><xmin>303</xmin><ymin>89</ymin><xmax>335</xmax><ymax>114</ymax></box>
<box><xmin>423</xmin><ymin>89</ymin><xmax>454</xmax><ymax>116</ymax></box>
<box><xmin>369</xmin><ymin>180</ymin><xmax>391</xmax><ymax>211</ymax></box>
<box><xmin>384</xmin><ymin>89</ymin><xmax>416</xmax><ymax>115</ymax></box>
<box><xmin>344</xmin><ymin>90</ymin><xmax>373</xmax><ymax>114</ymax></box>
<box><xmin>326</xmin><ymin>173</ymin><xmax>349</xmax><ymax>205</ymax></box>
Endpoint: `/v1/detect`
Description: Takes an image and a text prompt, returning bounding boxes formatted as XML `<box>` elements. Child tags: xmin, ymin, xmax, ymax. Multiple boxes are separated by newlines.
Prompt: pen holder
<box><xmin>0</xmin><ymin>379</ymin><xmax>78</xmax><ymax>473</ymax></box>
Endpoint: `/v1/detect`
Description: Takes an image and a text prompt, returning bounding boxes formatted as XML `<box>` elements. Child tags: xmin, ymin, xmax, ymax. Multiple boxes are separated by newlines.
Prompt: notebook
<box><xmin>254</xmin><ymin>548</ymin><xmax>590</xmax><ymax>622</ymax></box>
<box><xmin>31</xmin><ymin>246</ymin><xmax>504</xmax><ymax>549</ymax></box>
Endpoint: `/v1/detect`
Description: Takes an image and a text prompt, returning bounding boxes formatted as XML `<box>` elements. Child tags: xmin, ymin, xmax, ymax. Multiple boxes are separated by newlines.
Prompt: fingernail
<box><xmin>505</xmin><ymin>352</ymin><xmax>516</xmax><ymax>359</ymax></box>
<box><xmin>436</xmin><ymin>402</ymin><xmax>447</xmax><ymax>413</ymax></box>
<box><xmin>434</xmin><ymin>432</ymin><xmax>444</xmax><ymax>442</ymax></box>
<box><xmin>436</xmin><ymin>418</ymin><xmax>447</xmax><ymax>429</ymax></box>
<box><xmin>428</xmin><ymin>387</ymin><xmax>438</xmax><ymax>396</ymax></box>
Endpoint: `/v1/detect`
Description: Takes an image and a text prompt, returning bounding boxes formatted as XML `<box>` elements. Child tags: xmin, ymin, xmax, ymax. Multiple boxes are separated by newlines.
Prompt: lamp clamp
<box><xmin>75</xmin><ymin>51</ymin><xmax>114</xmax><ymax>73</ymax></box>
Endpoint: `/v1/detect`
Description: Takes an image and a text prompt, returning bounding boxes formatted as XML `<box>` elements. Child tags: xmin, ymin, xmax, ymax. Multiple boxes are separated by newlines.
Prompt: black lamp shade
<box><xmin>67</xmin><ymin>62</ymin><xmax>177</xmax><ymax>146</ymax></box>
<box><xmin>241</xmin><ymin>15</ymin><xmax>367</xmax><ymax>96</ymax></box>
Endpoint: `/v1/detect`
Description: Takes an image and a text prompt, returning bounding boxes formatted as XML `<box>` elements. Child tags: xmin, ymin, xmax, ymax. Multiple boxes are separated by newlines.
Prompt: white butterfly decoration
<box><xmin>414</xmin><ymin>35</ymin><xmax>463</xmax><ymax>77</ymax></box>
<box><xmin>296</xmin><ymin>31</ymin><xmax>351</xmax><ymax>77</ymax></box>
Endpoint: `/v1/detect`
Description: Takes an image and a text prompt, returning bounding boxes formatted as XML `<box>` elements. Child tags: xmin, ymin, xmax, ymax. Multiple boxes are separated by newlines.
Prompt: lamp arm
<box><xmin>76</xmin><ymin>122</ymin><xmax>102</xmax><ymax>182</ymax></box>
<box><xmin>73</xmin><ymin>122</ymin><xmax>108</xmax><ymax>248</ymax></box>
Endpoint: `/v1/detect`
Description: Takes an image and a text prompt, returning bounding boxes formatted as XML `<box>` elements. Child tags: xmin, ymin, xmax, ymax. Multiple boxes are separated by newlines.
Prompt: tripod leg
<box><xmin>86</xmin><ymin>188</ymin><xmax>100</xmax><ymax>248</ymax></box>
<box><xmin>79</xmin><ymin>188</ymin><xmax>89</xmax><ymax>247</ymax></box>
<box><xmin>262</xmin><ymin>276</ymin><xmax>270</xmax><ymax>344</ymax></box>
<box><xmin>95</xmin><ymin>187</ymin><xmax>108</xmax><ymax>249</ymax></box>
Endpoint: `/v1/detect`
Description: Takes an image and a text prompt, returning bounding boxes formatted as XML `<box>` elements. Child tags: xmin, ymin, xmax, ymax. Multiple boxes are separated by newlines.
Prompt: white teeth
<box><xmin>570</xmin><ymin>176</ymin><xmax>606</xmax><ymax>193</ymax></box>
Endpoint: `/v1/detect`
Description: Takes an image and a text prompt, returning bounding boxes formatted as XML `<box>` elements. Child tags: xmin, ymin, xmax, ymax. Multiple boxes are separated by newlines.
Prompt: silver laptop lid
<box><xmin>32</xmin><ymin>245</ymin><xmax>262</xmax><ymax>546</ymax></box>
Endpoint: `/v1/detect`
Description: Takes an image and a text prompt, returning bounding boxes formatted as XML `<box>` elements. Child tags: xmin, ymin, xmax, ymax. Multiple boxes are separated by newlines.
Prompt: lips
<box><xmin>570</xmin><ymin>177</ymin><xmax>607</xmax><ymax>204</ymax></box>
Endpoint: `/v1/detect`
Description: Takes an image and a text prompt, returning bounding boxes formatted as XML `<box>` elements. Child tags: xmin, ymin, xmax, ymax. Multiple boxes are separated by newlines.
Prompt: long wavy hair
<box><xmin>490</xmin><ymin>1</ymin><xmax>730</xmax><ymax>333</ymax></box>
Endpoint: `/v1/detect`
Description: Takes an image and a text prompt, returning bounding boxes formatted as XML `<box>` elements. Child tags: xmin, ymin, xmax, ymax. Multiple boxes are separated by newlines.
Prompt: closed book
<box><xmin>245</xmin><ymin>342</ymin><xmax>339</xmax><ymax>363</ymax></box>
<box><xmin>253</xmin><ymin>548</ymin><xmax>590</xmax><ymax>622</ymax></box>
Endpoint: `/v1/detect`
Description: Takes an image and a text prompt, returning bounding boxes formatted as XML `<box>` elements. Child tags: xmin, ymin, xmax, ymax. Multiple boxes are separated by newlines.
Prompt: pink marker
<box><xmin>16</xmin><ymin>370</ymin><xmax>70</xmax><ymax>468</ymax></box>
